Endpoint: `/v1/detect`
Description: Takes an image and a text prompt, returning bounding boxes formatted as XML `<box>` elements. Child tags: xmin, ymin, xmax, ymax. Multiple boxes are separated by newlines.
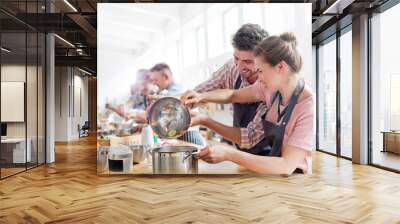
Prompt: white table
<box><xmin>1</xmin><ymin>138</ymin><xmax>31</xmax><ymax>163</ymax></box>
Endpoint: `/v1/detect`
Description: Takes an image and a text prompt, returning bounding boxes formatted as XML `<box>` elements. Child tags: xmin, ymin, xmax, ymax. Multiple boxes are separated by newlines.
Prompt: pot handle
<box><xmin>182</xmin><ymin>151</ymin><xmax>199</xmax><ymax>163</ymax></box>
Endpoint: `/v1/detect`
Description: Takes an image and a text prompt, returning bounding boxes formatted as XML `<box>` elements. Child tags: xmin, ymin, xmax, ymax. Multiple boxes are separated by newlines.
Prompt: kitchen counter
<box><xmin>97</xmin><ymin>134</ymin><xmax>253</xmax><ymax>175</ymax></box>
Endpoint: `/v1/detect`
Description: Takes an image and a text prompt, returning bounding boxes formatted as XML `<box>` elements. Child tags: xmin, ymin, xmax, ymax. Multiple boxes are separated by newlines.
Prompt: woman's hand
<box><xmin>197</xmin><ymin>145</ymin><xmax>235</xmax><ymax>164</ymax></box>
<box><xmin>181</xmin><ymin>90</ymin><xmax>204</xmax><ymax>108</ymax></box>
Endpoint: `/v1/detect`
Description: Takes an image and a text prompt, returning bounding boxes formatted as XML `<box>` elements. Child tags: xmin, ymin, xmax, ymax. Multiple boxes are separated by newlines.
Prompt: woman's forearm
<box><xmin>227</xmin><ymin>149</ymin><xmax>298</xmax><ymax>175</ymax></box>
<box><xmin>200</xmin><ymin>87</ymin><xmax>258</xmax><ymax>104</ymax></box>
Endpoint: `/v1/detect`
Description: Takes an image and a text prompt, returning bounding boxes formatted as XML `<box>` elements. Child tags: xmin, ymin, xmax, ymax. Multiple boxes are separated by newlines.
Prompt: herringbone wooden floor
<box><xmin>1</xmin><ymin>136</ymin><xmax>400</xmax><ymax>224</ymax></box>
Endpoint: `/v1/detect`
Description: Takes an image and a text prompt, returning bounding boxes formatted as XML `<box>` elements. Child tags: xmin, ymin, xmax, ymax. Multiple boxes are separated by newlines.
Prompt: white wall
<box><xmin>1</xmin><ymin>65</ymin><xmax>26</xmax><ymax>138</ymax></box>
<box><xmin>55</xmin><ymin>67</ymin><xmax>89</xmax><ymax>141</ymax></box>
<box><xmin>97</xmin><ymin>45</ymin><xmax>138</xmax><ymax>108</ymax></box>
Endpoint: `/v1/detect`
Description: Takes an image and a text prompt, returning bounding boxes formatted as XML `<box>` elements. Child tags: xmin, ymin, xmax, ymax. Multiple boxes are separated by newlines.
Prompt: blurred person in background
<box><xmin>105</xmin><ymin>69</ymin><xmax>157</xmax><ymax>124</ymax></box>
<box><xmin>148</xmin><ymin>63</ymin><xmax>184</xmax><ymax>98</ymax></box>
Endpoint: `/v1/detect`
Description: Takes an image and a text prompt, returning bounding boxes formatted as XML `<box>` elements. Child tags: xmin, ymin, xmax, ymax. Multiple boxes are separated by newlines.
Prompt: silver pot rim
<box><xmin>152</xmin><ymin>145</ymin><xmax>197</xmax><ymax>153</ymax></box>
<box><xmin>108</xmin><ymin>153</ymin><xmax>132</xmax><ymax>160</ymax></box>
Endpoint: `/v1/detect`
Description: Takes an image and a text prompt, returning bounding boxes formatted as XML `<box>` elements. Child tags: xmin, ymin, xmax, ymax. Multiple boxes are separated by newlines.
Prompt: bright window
<box><xmin>207</xmin><ymin>13</ymin><xmax>224</xmax><ymax>58</ymax></box>
<box><xmin>318</xmin><ymin>37</ymin><xmax>337</xmax><ymax>154</ymax></box>
<box><xmin>223</xmin><ymin>6</ymin><xmax>239</xmax><ymax>51</ymax></box>
<box><xmin>183</xmin><ymin>31</ymin><xmax>197</xmax><ymax>66</ymax></box>
<box><xmin>197</xmin><ymin>26</ymin><xmax>206</xmax><ymax>62</ymax></box>
<box><xmin>165</xmin><ymin>41</ymin><xmax>179</xmax><ymax>75</ymax></box>
<box><xmin>340</xmin><ymin>29</ymin><xmax>352</xmax><ymax>158</ymax></box>
<box><xmin>264</xmin><ymin>4</ymin><xmax>290</xmax><ymax>35</ymax></box>
<box><xmin>371</xmin><ymin>3</ymin><xmax>400</xmax><ymax>170</ymax></box>
<box><xmin>243</xmin><ymin>4</ymin><xmax>263</xmax><ymax>25</ymax></box>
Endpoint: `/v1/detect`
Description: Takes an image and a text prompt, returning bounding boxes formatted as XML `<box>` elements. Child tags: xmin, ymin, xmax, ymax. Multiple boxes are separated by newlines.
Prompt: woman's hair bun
<box><xmin>280</xmin><ymin>32</ymin><xmax>297</xmax><ymax>48</ymax></box>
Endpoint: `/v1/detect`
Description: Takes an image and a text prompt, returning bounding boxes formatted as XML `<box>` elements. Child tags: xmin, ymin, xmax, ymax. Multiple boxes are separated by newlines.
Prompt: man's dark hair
<box><xmin>150</xmin><ymin>63</ymin><xmax>171</xmax><ymax>72</ymax></box>
<box><xmin>232</xmin><ymin>23</ymin><xmax>269</xmax><ymax>51</ymax></box>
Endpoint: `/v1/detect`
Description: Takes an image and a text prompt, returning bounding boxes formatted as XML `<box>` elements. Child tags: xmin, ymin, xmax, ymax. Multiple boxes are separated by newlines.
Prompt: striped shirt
<box><xmin>194</xmin><ymin>59</ymin><xmax>267</xmax><ymax>149</ymax></box>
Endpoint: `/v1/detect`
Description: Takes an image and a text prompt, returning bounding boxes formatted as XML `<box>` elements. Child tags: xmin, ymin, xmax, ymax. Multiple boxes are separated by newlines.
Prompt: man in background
<box><xmin>149</xmin><ymin>63</ymin><xmax>184</xmax><ymax>97</ymax></box>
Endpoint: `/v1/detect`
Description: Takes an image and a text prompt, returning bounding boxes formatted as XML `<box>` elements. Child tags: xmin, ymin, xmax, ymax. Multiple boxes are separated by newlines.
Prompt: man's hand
<box><xmin>181</xmin><ymin>90</ymin><xmax>204</xmax><ymax>109</ymax></box>
<box><xmin>189</xmin><ymin>111</ymin><xmax>208</xmax><ymax>127</ymax></box>
<box><xmin>128</xmin><ymin>111</ymin><xmax>147</xmax><ymax>123</ymax></box>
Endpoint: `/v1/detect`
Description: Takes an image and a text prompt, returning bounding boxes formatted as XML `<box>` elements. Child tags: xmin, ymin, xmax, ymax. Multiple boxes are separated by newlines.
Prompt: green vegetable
<box><xmin>167</xmin><ymin>129</ymin><xmax>177</xmax><ymax>137</ymax></box>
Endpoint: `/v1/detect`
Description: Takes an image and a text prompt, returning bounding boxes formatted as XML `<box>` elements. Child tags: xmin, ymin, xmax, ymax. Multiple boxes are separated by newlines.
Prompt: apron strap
<box><xmin>261</xmin><ymin>91</ymin><xmax>280</xmax><ymax>121</ymax></box>
<box><xmin>280</xmin><ymin>79</ymin><xmax>305</xmax><ymax>126</ymax></box>
<box><xmin>234</xmin><ymin>75</ymin><xmax>242</xmax><ymax>89</ymax></box>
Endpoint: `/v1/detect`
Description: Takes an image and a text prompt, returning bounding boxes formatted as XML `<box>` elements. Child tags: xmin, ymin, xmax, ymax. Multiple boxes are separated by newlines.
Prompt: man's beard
<box><xmin>241</xmin><ymin>70</ymin><xmax>258</xmax><ymax>83</ymax></box>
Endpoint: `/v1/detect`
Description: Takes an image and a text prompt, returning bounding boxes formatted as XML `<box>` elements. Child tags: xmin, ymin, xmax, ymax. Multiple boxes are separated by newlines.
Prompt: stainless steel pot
<box><xmin>97</xmin><ymin>146</ymin><xmax>109</xmax><ymax>173</ymax></box>
<box><xmin>127</xmin><ymin>144</ymin><xmax>146</xmax><ymax>164</ymax></box>
<box><xmin>147</xmin><ymin>97</ymin><xmax>191</xmax><ymax>139</ymax></box>
<box><xmin>108</xmin><ymin>145</ymin><xmax>133</xmax><ymax>172</ymax></box>
<box><xmin>152</xmin><ymin>146</ymin><xmax>198</xmax><ymax>174</ymax></box>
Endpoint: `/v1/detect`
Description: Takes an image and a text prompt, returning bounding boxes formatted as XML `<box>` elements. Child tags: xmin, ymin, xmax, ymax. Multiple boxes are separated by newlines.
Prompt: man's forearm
<box><xmin>202</xmin><ymin>117</ymin><xmax>241</xmax><ymax>144</ymax></box>
<box><xmin>201</xmin><ymin>89</ymin><xmax>234</xmax><ymax>104</ymax></box>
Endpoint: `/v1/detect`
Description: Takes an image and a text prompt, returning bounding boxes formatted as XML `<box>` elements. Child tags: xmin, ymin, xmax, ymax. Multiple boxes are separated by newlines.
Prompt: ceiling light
<box><xmin>1</xmin><ymin>47</ymin><xmax>11</xmax><ymax>53</ymax></box>
<box><xmin>76</xmin><ymin>48</ymin><xmax>85</xmax><ymax>55</ymax></box>
<box><xmin>54</xmin><ymin>34</ymin><xmax>75</xmax><ymax>48</ymax></box>
<box><xmin>323</xmin><ymin>0</ymin><xmax>354</xmax><ymax>15</ymax></box>
<box><xmin>63</xmin><ymin>0</ymin><xmax>78</xmax><ymax>12</ymax></box>
<box><xmin>78</xmin><ymin>67</ymin><xmax>92</xmax><ymax>76</ymax></box>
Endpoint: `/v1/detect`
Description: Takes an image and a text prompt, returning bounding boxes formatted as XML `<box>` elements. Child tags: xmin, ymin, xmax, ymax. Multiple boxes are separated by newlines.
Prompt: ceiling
<box><xmin>98</xmin><ymin>3</ymin><xmax>183</xmax><ymax>55</ymax></box>
<box><xmin>0</xmin><ymin>0</ymin><xmax>395</xmax><ymax>75</ymax></box>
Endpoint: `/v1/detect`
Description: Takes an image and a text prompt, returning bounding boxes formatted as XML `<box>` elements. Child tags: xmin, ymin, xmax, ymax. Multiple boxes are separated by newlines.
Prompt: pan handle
<box><xmin>182</xmin><ymin>150</ymin><xmax>200</xmax><ymax>163</ymax></box>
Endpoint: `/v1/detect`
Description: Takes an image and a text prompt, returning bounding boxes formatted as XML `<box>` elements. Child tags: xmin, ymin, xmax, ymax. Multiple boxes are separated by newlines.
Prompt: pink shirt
<box><xmin>252</xmin><ymin>81</ymin><xmax>315</xmax><ymax>174</ymax></box>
